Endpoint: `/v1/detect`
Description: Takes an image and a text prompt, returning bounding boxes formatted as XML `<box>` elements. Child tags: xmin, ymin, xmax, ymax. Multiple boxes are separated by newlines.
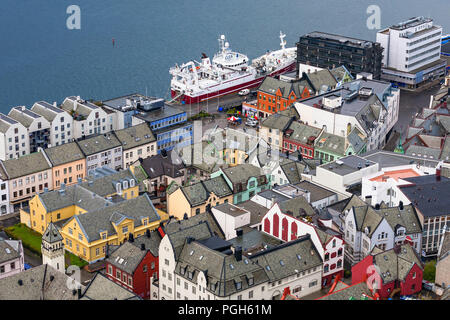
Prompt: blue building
<box><xmin>102</xmin><ymin>94</ymin><xmax>192</xmax><ymax>154</ymax></box>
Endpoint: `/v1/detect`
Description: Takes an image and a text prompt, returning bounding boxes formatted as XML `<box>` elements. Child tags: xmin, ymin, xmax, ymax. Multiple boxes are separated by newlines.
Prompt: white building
<box><xmin>31</xmin><ymin>101</ymin><xmax>74</xmax><ymax>147</ymax></box>
<box><xmin>8</xmin><ymin>106</ymin><xmax>51</xmax><ymax>153</ymax></box>
<box><xmin>0</xmin><ymin>239</ymin><xmax>24</xmax><ymax>280</ymax></box>
<box><xmin>61</xmin><ymin>96</ymin><xmax>114</xmax><ymax>139</ymax></box>
<box><xmin>158</xmin><ymin>219</ymin><xmax>323</xmax><ymax>300</ymax></box>
<box><xmin>313</xmin><ymin>155</ymin><xmax>379</xmax><ymax>197</ymax></box>
<box><xmin>294</xmin><ymin>78</ymin><xmax>400</xmax><ymax>151</ymax></box>
<box><xmin>343</xmin><ymin>203</ymin><xmax>422</xmax><ymax>264</ymax></box>
<box><xmin>211</xmin><ymin>203</ymin><xmax>251</xmax><ymax>240</ymax></box>
<box><xmin>361</xmin><ymin>164</ymin><xmax>436</xmax><ymax>207</ymax></box>
<box><xmin>377</xmin><ymin>17</ymin><xmax>446</xmax><ymax>90</ymax></box>
<box><xmin>0</xmin><ymin>113</ymin><xmax>30</xmax><ymax>161</ymax></box>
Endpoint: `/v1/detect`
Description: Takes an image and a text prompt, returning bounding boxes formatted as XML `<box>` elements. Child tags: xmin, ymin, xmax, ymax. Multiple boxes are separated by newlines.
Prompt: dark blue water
<box><xmin>1</xmin><ymin>0</ymin><xmax>449</xmax><ymax>111</ymax></box>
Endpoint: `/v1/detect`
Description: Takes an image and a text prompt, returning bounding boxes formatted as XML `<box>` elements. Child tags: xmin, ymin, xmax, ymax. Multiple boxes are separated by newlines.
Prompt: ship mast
<box><xmin>279</xmin><ymin>31</ymin><xmax>286</xmax><ymax>51</ymax></box>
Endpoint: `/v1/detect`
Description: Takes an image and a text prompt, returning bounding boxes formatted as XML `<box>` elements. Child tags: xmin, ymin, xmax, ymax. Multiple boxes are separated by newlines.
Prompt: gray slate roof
<box><xmin>1</xmin><ymin>152</ymin><xmax>51</xmax><ymax>179</ymax></box>
<box><xmin>165</xmin><ymin>212</ymin><xmax>225</xmax><ymax>239</ymax></box>
<box><xmin>31</xmin><ymin>101</ymin><xmax>65</xmax><ymax>122</ymax></box>
<box><xmin>296</xmin><ymin>181</ymin><xmax>336</xmax><ymax>202</ymax></box>
<box><xmin>106</xmin><ymin>241</ymin><xmax>148</xmax><ymax>274</ymax></box>
<box><xmin>42</xmin><ymin>222</ymin><xmax>63</xmax><ymax>244</ymax></box>
<box><xmin>0</xmin><ymin>264</ymin><xmax>84</xmax><ymax>300</ymax></box>
<box><xmin>72</xmin><ymin>194</ymin><xmax>160</xmax><ymax>243</ymax></box>
<box><xmin>44</xmin><ymin>142</ymin><xmax>85</xmax><ymax>166</ymax></box>
<box><xmin>181</xmin><ymin>175</ymin><xmax>232</xmax><ymax>207</ymax></box>
<box><xmin>114</xmin><ymin>123</ymin><xmax>156</xmax><ymax>150</ymax></box>
<box><xmin>0</xmin><ymin>240</ymin><xmax>21</xmax><ymax>264</ymax></box>
<box><xmin>81</xmin><ymin>168</ymin><xmax>136</xmax><ymax>197</ymax></box>
<box><xmin>81</xmin><ymin>272</ymin><xmax>139</xmax><ymax>300</ymax></box>
<box><xmin>76</xmin><ymin>133</ymin><xmax>121</xmax><ymax>156</ymax></box>
<box><xmin>139</xmin><ymin>152</ymin><xmax>185</xmax><ymax>179</ymax></box>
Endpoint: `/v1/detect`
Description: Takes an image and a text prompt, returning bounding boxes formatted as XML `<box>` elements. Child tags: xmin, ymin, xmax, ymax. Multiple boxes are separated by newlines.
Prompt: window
<box><xmin>165</xmin><ymin>259</ymin><xmax>169</xmax><ymax>266</ymax></box>
<box><xmin>249</xmin><ymin>290</ymin><xmax>253</xmax><ymax>299</ymax></box>
<box><xmin>309</xmin><ymin>280</ymin><xmax>318</xmax><ymax>288</ymax></box>
<box><xmin>122</xmin><ymin>226</ymin><xmax>128</xmax><ymax>234</ymax></box>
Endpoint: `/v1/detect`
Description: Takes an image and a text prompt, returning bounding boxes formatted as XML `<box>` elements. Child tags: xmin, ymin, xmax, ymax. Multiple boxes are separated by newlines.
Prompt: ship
<box><xmin>169</xmin><ymin>32</ymin><xmax>297</xmax><ymax>104</ymax></box>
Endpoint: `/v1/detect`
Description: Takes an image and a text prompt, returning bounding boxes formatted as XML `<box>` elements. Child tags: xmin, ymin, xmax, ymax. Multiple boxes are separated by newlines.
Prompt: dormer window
<box><xmin>180</xmin><ymin>266</ymin><xmax>186</xmax><ymax>275</ymax></box>
<box><xmin>235</xmin><ymin>280</ymin><xmax>242</xmax><ymax>290</ymax></box>
<box><xmin>129</xmin><ymin>179</ymin><xmax>135</xmax><ymax>188</ymax></box>
<box><xmin>101</xmin><ymin>232</ymin><xmax>107</xmax><ymax>240</ymax></box>
<box><xmin>116</xmin><ymin>183</ymin><xmax>122</xmax><ymax>194</ymax></box>
<box><xmin>123</xmin><ymin>180</ymin><xmax>129</xmax><ymax>190</ymax></box>
<box><xmin>187</xmin><ymin>271</ymin><xmax>193</xmax><ymax>279</ymax></box>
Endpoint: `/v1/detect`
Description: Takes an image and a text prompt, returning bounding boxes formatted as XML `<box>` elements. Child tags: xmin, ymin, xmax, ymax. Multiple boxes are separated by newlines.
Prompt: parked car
<box><xmin>238</xmin><ymin>89</ymin><xmax>250</xmax><ymax>96</ymax></box>
<box><xmin>245</xmin><ymin>118</ymin><xmax>258</xmax><ymax>127</ymax></box>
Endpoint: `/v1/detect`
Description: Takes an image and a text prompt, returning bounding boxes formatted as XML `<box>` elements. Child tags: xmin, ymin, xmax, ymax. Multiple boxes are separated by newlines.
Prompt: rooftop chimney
<box><xmin>128</xmin><ymin>233</ymin><xmax>134</xmax><ymax>243</ymax></box>
<box><xmin>186</xmin><ymin>237</ymin><xmax>194</xmax><ymax>244</ymax></box>
<box><xmin>140</xmin><ymin>243</ymin><xmax>146</xmax><ymax>251</ymax></box>
<box><xmin>236</xmin><ymin>229</ymin><xmax>243</xmax><ymax>237</ymax></box>
<box><xmin>399</xmin><ymin>201</ymin><xmax>404</xmax><ymax>210</ymax></box>
<box><xmin>234</xmin><ymin>246</ymin><xmax>242</xmax><ymax>261</ymax></box>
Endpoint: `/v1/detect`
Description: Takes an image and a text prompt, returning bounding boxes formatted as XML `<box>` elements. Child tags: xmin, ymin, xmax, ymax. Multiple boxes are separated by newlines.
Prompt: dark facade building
<box><xmin>297</xmin><ymin>32</ymin><xmax>384</xmax><ymax>79</ymax></box>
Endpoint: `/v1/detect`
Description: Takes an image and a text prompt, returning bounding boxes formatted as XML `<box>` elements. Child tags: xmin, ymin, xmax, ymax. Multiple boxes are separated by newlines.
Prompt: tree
<box><xmin>423</xmin><ymin>260</ymin><xmax>436</xmax><ymax>282</ymax></box>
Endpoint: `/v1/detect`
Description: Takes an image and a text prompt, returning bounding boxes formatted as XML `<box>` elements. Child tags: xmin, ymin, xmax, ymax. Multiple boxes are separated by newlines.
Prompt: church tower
<box><xmin>41</xmin><ymin>222</ymin><xmax>65</xmax><ymax>274</ymax></box>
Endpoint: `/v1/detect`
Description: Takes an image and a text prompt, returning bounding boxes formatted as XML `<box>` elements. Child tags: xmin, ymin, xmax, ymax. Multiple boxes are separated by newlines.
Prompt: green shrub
<box><xmin>423</xmin><ymin>260</ymin><xmax>436</xmax><ymax>282</ymax></box>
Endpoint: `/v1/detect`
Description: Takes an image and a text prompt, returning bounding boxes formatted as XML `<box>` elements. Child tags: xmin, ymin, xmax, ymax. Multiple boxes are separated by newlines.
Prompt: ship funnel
<box><xmin>220</xmin><ymin>35</ymin><xmax>225</xmax><ymax>40</ymax></box>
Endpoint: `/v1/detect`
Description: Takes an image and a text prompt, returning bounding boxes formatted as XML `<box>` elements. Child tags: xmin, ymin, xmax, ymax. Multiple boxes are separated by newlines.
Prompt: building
<box><xmin>0</xmin><ymin>113</ymin><xmax>29</xmax><ymax>160</ymax></box>
<box><xmin>296</xmin><ymin>31</ymin><xmax>383</xmax><ymax>79</ymax></box>
<box><xmin>259</xmin><ymin>112</ymin><xmax>295</xmax><ymax>151</ymax></box>
<box><xmin>361</xmin><ymin>165</ymin><xmax>436</xmax><ymax>207</ymax></box>
<box><xmin>129</xmin><ymin>96</ymin><xmax>192</xmax><ymax>154</ymax></box>
<box><xmin>166</xmin><ymin>175</ymin><xmax>233</xmax><ymax>219</ymax></box>
<box><xmin>41</xmin><ymin>222</ymin><xmax>65</xmax><ymax>274</ymax></box>
<box><xmin>294</xmin><ymin>78</ymin><xmax>400</xmax><ymax>151</ymax></box>
<box><xmin>435</xmin><ymin>230</ymin><xmax>450</xmax><ymax>294</ymax></box>
<box><xmin>211</xmin><ymin>164</ymin><xmax>271</xmax><ymax>204</ymax></box>
<box><xmin>61</xmin><ymin>96</ymin><xmax>114</xmax><ymax>139</ymax></box>
<box><xmin>30</xmin><ymin>101</ymin><xmax>74</xmax><ymax>147</ymax></box>
<box><xmin>23</xmin><ymin>169</ymin><xmax>139</xmax><ymax>234</ymax></box>
<box><xmin>1</xmin><ymin>151</ymin><xmax>52</xmax><ymax>213</ymax></box>
<box><xmin>114</xmin><ymin>123</ymin><xmax>157</xmax><ymax>168</ymax></box>
<box><xmin>295</xmin><ymin>181</ymin><xmax>338</xmax><ymax>210</ymax></box>
<box><xmin>377</xmin><ymin>17</ymin><xmax>446</xmax><ymax>90</ymax></box>
<box><xmin>8</xmin><ymin>106</ymin><xmax>51</xmax><ymax>153</ymax></box>
<box><xmin>61</xmin><ymin>194</ymin><xmax>162</xmax><ymax>263</ymax></box>
<box><xmin>43</xmin><ymin>142</ymin><xmax>86</xmax><ymax>189</ymax></box>
<box><xmin>343</xmin><ymin>203</ymin><xmax>422</xmax><ymax>264</ymax></box>
<box><xmin>105</xmin><ymin>230</ymin><xmax>163</xmax><ymax>299</ymax></box>
<box><xmin>101</xmin><ymin>94</ymin><xmax>143</xmax><ymax>129</ymax></box>
<box><xmin>312</xmin><ymin>155</ymin><xmax>379</xmax><ymax>197</ymax></box>
<box><xmin>0</xmin><ymin>264</ymin><xmax>83</xmax><ymax>300</ymax></box>
<box><xmin>398</xmin><ymin>174</ymin><xmax>450</xmax><ymax>257</ymax></box>
<box><xmin>261</xmin><ymin>202</ymin><xmax>344</xmax><ymax>287</ymax></box>
<box><xmin>314</xmin><ymin>128</ymin><xmax>367</xmax><ymax>163</ymax></box>
<box><xmin>282</xmin><ymin>121</ymin><xmax>323</xmax><ymax>159</ymax></box>
<box><xmin>76</xmin><ymin>133</ymin><xmax>123</xmax><ymax>173</ymax></box>
<box><xmin>351</xmin><ymin>244</ymin><xmax>423</xmax><ymax>299</ymax></box>
<box><xmin>0</xmin><ymin>167</ymin><xmax>9</xmax><ymax>215</ymax></box>
<box><xmin>0</xmin><ymin>239</ymin><xmax>24</xmax><ymax>280</ymax></box>
<box><xmin>316</xmin><ymin>280</ymin><xmax>376</xmax><ymax>300</ymax></box>
<box><xmin>134</xmin><ymin>151</ymin><xmax>186</xmax><ymax>202</ymax></box>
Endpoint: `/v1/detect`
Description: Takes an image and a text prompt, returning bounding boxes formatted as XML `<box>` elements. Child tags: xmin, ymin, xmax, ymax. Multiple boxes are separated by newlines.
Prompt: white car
<box><xmin>245</xmin><ymin>119</ymin><xmax>258</xmax><ymax>127</ymax></box>
<box><xmin>238</xmin><ymin>89</ymin><xmax>250</xmax><ymax>96</ymax></box>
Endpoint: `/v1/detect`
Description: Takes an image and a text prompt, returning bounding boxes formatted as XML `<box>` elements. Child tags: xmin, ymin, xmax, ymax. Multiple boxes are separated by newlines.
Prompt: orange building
<box><xmin>255</xmin><ymin>69</ymin><xmax>338</xmax><ymax>118</ymax></box>
<box><xmin>43</xmin><ymin>142</ymin><xmax>86</xmax><ymax>189</ymax></box>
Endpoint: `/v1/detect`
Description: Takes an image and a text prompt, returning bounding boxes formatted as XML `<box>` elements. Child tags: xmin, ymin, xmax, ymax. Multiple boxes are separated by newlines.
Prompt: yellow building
<box><xmin>21</xmin><ymin>168</ymin><xmax>140</xmax><ymax>234</ymax></box>
<box><xmin>166</xmin><ymin>175</ymin><xmax>233</xmax><ymax>220</ymax></box>
<box><xmin>61</xmin><ymin>194</ymin><xmax>163</xmax><ymax>263</ymax></box>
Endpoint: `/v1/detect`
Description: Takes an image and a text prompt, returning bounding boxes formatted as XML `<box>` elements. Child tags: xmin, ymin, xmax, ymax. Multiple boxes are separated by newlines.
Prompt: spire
<box><xmin>42</xmin><ymin>222</ymin><xmax>63</xmax><ymax>244</ymax></box>
<box><xmin>394</xmin><ymin>132</ymin><xmax>404</xmax><ymax>154</ymax></box>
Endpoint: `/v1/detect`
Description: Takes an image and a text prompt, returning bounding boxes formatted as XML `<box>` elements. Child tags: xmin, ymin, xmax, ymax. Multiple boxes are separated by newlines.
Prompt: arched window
<box><xmin>273</xmin><ymin>214</ymin><xmax>279</xmax><ymax>237</ymax></box>
<box><xmin>325</xmin><ymin>253</ymin><xmax>330</xmax><ymax>261</ymax></box>
<box><xmin>264</xmin><ymin>218</ymin><xmax>271</xmax><ymax>233</ymax></box>
<box><xmin>281</xmin><ymin>218</ymin><xmax>288</xmax><ymax>241</ymax></box>
<box><xmin>324</xmin><ymin>264</ymin><xmax>329</xmax><ymax>273</ymax></box>
<box><xmin>332</xmin><ymin>239</ymin><xmax>336</xmax><ymax>248</ymax></box>
<box><xmin>338</xmin><ymin>248</ymin><xmax>343</xmax><ymax>256</ymax></box>
<box><xmin>337</xmin><ymin>259</ymin><xmax>342</xmax><ymax>268</ymax></box>
<box><xmin>291</xmin><ymin>222</ymin><xmax>298</xmax><ymax>241</ymax></box>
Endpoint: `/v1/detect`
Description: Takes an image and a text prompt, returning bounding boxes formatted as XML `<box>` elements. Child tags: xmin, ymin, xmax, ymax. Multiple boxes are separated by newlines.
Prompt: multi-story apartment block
<box><xmin>115</xmin><ymin>123</ymin><xmax>157</xmax><ymax>168</ymax></box>
<box><xmin>294</xmin><ymin>78</ymin><xmax>400</xmax><ymax>151</ymax></box>
<box><xmin>42</xmin><ymin>142</ymin><xmax>86</xmax><ymax>189</ymax></box>
<box><xmin>0</xmin><ymin>239</ymin><xmax>24</xmax><ymax>280</ymax></box>
<box><xmin>76</xmin><ymin>133</ymin><xmax>123</xmax><ymax>173</ymax></box>
<box><xmin>0</xmin><ymin>167</ymin><xmax>10</xmax><ymax>215</ymax></box>
<box><xmin>0</xmin><ymin>113</ymin><xmax>30</xmax><ymax>161</ymax></box>
<box><xmin>377</xmin><ymin>17</ymin><xmax>446</xmax><ymax>90</ymax></box>
<box><xmin>8</xmin><ymin>106</ymin><xmax>51</xmax><ymax>153</ymax></box>
<box><xmin>61</xmin><ymin>96</ymin><xmax>114</xmax><ymax>139</ymax></box>
<box><xmin>297</xmin><ymin>32</ymin><xmax>383</xmax><ymax>79</ymax></box>
<box><xmin>0</xmin><ymin>152</ymin><xmax>52</xmax><ymax>213</ymax></box>
<box><xmin>31</xmin><ymin>101</ymin><xmax>74</xmax><ymax>147</ymax></box>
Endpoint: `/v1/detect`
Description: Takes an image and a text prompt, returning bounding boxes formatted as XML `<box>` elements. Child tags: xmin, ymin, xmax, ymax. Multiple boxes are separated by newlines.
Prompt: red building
<box><xmin>105</xmin><ymin>229</ymin><xmax>163</xmax><ymax>299</ymax></box>
<box><xmin>282</xmin><ymin>121</ymin><xmax>322</xmax><ymax>159</ymax></box>
<box><xmin>351</xmin><ymin>243</ymin><xmax>423</xmax><ymax>299</ymax></box>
